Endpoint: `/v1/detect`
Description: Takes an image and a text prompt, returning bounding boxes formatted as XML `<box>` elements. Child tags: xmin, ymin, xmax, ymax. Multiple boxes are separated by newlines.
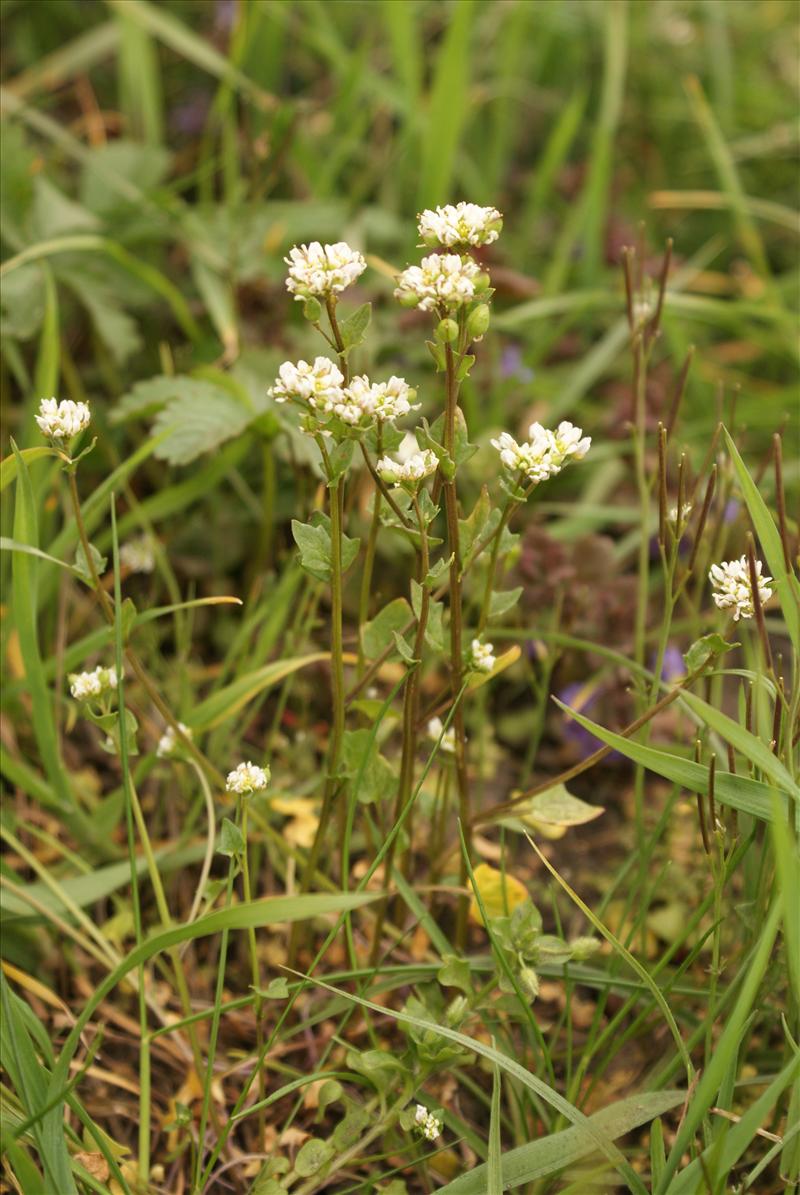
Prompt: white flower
<box><xmin>119</xmin><ymin>535</ymin><xmax>156</xmax><ymax>574</ymax></box>
<box><xmin>469</xmin><ymin>638</ymin><xmax>496</xmax><ymax>673</ymax></box>
<box><xmin>157</xmin><ymin>721</ymin><xmax>192</xmax><ymax>758</ymax></box>
<box><xmin>269</xmin><ymin>358</ymin><xmax>345</xmax><ymax>412</ymax></box>
<box><xmin>226</xmin><ymin>761</ymin><xmax>270</xmax><ymax>795</ymax></box>
<box><xmin>284</xmin><ymin>241</ymin><xmax>366</xmax><ymax>299</ymax></box>
<box><xmin>394</xmin><ymin>253</ymin><xmax>482</xmax><ymax>311</ymax></box>
<box><xmin>69</xmin><ymin>665</ymin><xmax>118</xmax><ymax>701</ymax></box>
<box><xmin>709</xmin><ymin>556</ymin><xmax>773</xmax><ymax>621</ymax></box>
<box><xmin>396</xmin><ymin>431</ymin><xmax>421</xmax><ymax>463</ymax></box>
<box><xmin>377</xmin><ymin>448</ymin><xmax>439</xmax><ymax>487</ymax></box>
<box><xmin>427</xmin><ymin>716</ymin><xmax>456</xmax><ymax>754</ymax></box>
<box><xmin>35</xmin><ymin>398</ymin><xmax>91</xmax><ymax>442</ymax></box>
<box><xmin>491</xmin><ymin>420</ymin><xmax>590</xmax><ymax>485</ymax></box>
<box><xmin>418</xmin><ymin>202</ymin><xmax>503</xmax><ymax>248</ymax></box>
<box><xmin>413</xmin><ymin>1104</ymin><xmax>442</xmax><ymax>1141</ymax></box>
<box><xmin>344</xmin><ymin>375</ymin><xmax>418</xmax><ymax>423</ymax></box>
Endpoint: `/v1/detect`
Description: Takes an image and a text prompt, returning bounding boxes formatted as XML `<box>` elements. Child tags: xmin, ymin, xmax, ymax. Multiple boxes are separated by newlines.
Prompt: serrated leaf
<box><xmin>152</xmin><ymin>390</ymin><xmax>251</xmax><ymax>465</ymax></box>
<box><xmin>339</xmin><ymin>301</ymin><xmax>371</xmax><ymax>350</ymax></box>
<box><xmin>291</xmin><ymin>518</ymin><xmax>332</xmax><ymax>582</ymax></box>
<box><xmin>112</xmin><ymin>375</ymin><xmax>228</xmax><ymax>423</ymax></box>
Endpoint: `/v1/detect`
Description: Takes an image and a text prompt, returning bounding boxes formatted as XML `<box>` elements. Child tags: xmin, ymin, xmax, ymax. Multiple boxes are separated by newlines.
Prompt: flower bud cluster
<box><xmin>36</xmin><ymin>398</ymin><xmax>91</xmax><ymax>442</ymax></box>
<box><xmin>413</xmin><ymin>1104</ymin><xmax>442</xmax><ymax>1142</ymax></box>
<box><xmin>269</xmin><ymin>360</ymin><xmax>417</xmax><ymax>436</ymax></box>
<box><xmin>225</xmin><ymin>761</ymin><xmax>270</xmax><ymax>795</ymax></box>
<box><xmin>377</xmin><ymin>448</ymin><xmax>439</xmax><ymax>488</ymax></box>
<box><xmin>709</xmin><ymin>557</ymin><xmax>772</xmax><ymax>621</ymax></box>
<box><xmin>284</xmin><ymin>241</ymin><xmax>366</xmax><ymax>300</ymax></box>
<box><xmin>69</xmin><ymin>665</ymin><xmax>119</xmax><ymax>702</ymax></box>
<box><xmin>418</xmin><ymin>202</ymin><xmax>503</xmax><ymax>248</ymax></box>
<box><xmin>492</xmin><ymin>420</ymin><xmax>591</xmax><ymax>486</ymax></box>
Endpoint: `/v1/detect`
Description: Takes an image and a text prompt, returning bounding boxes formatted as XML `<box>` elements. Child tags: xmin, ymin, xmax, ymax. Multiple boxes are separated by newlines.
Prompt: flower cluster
<box><xmin>492</xmin><ymin>420</ymin><xmax>591</xmax><ymax>485</ymax></box>
<box><xmin>413</xmin><ymin>1104</ymin><xmax>442</xmax><ymax>1142</ymax></box>
<box><xmin>709</xmin><ymin>557</ymin><xmax>773</xmax><ymax>621</ymax></box>
<box><xmin>284</xmin><ymin>241</ymin><xmax>366</xmax><ymax>300</ymax></box>
<box><xmin>120</xmin><ymin>535</ymin><xmax>156</xmax><ymax>574</ymax></box>
<box><xmin>377</xmin><ymin>448</ymin><xmax>439</xmax><ymax>488</ymax></box>
<box><xmin>469</xmin><ymin>639</ymin><xmax>496</xmax><ymax>673</ymax></box>
<box><xmin>427</xmin><ymin>716</ymin><xmax>456</xmax><ymax>754</ymax></box>
<box><xmin>269</xmin><ymin>361</ymin><xmax>417</xmax><ymax>434</ymax></box>
<box><xmin>394</xmin><ymin>253</ymin><xmax>484</xmax><ymax>312</ymax></box>
<box><xmin>418</xmin><ymin>202</ymin><xmax>503</xmax><ymax>248</ymax></box>
<box><xmin>157</xmin><ymin>721</ymin><xmax>192</xmax><ymax>758</ymax></box>
<box><xmin>36</xmin><ymin>398</ymin><xmax>91</xmax><ymax>442</ymax></box>
<box><xmin>226</xmin><ymin>761</ymin><xmax>270</xmax><ymax>795</ymax></box>
<box><xmin>69</xmin><ymin>665</ymin><xmax>118</xmax><ymax>702</ymax></box>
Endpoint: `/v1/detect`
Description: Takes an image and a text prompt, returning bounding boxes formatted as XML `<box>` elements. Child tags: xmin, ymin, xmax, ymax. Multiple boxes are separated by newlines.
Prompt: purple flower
<box><xmin>657</xmin><ymin>646</ymin><xmax>685</xmax><ymax>683</ymax></box>
<box><xmin>500</xmin><ymin>344</ymin><xmax>534</xmax><ymax>383</ymax></box>
<box><xmin>557</xmin><ymin>681</ymin><xmax>621</xmax><ymax>762</ymax></box>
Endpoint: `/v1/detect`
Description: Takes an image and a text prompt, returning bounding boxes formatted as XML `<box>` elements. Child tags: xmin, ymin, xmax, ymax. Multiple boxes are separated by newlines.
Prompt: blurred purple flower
<box><xmin>558</xmin><ymin>680</ymin><xmax>621</xmax><ymax>762</ymax></box>
<box><xmin>657</xmin><ymin>645</ymin><xmax>685</xmax><ymax>683</ymax></box>
<box><xmin>724</xmin><ymin>499</ymin><xmax>741</xmax><ymax>524</ymax></box>
<box><xmin>500</xmin><ymin>344</ymin><xmax>534</xmax><ymax>383</ymax></box>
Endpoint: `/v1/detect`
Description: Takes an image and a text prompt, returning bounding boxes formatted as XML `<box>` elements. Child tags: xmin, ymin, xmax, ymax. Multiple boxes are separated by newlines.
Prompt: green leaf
<box><xmin>488</xmin><ymin>1060</ymin><xmax>502</xmax><ymax>1195</ymax></box>
<box><xmin>292</xmin><ymin>518</ymin><xmax>332</xmax><ymax>582</ymax></box>
<box><xmin>152</xmin><ymin>389</ymin><xmax>251</xmax><ymax>466</ymax></box>
<box><xmin>516</xmin><ymin>785</ymin><xmax>605</xmax><ymax>828</ymax></box>
<box><xmin>393</xmin><ymin>629</ymin><xmax>417</xmax><ymax>663</ymax></box>
<box><xmin>553</xmin><ymin>699</ymin><xmax>791</xmax><ymax>824</ymax></box>
<box><xmin>341</xmin><ymin>729</ymin><xmax>396</xmax><ymax>805</ymax></box>
<box><xmin>490</xmin><ymin>587</ymin><xmax>523</xmax><ymax>618</ymax></box>
<box><xmin>263</xmin><ymin>977</ymin><xmax>289</xmax><ymax>1000</ymax></box>
<box><xmin>0</xmin><ymin>447</ymin><xmax>58</xmax><ymax>493</ymax></box>
<box><xmin>338</xmin><ymin>301</ymin><xmax>371</xmax><ymax>350</ymax></box>
<box><xmin>683</xmin><ymin>632</ymin><xmax>733</xmax><ymax>673</ymax></box>
<box><xmin>361</xmin><ymin>598</ymin><xmax>412</xmax><ymax>659</ymax></box>
<box><xmin>217</xmin><ymin>817</ymin><xmax>244</xmax><ymax>858</ymax></box>
<box><xmin>459</xmin><ymin>486</ymin><xmax>498</xmax><ymax>560</ymax></box>
<box><xmin>189</xmin><ymin>653</ymin><xmax>334</xmax><ymax>730</ymax></box>
<box><xmin>332</xmin><ymin>1109</ymin><xmax>369</xmax><ymax>1150</ymax></box>
<box><xmin>437</xmin><ymin>1091</ymin><xmax>684</xmax><ymax>1194</ymax></box>
<box><xmin>294</xmin><ymin>1138</ymin><xmax>335</xmax><ymax>1178</ymax></box>
<box><xmin>723</xmin><ymin>426</ymin><xmax>800</xmax><ymax>654</ymax></box>
<box><xmin>73</xmin><ymin>540</ymin><xmax>107</xmax><ymax>584</ymax></box>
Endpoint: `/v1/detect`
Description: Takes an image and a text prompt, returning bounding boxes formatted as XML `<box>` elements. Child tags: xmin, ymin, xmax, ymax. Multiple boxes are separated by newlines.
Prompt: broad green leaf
<box><xmin>438</xmin><ymin>1091</ymin><xmax>684</xmax><ymax>1194</ymax></box>
<box><xmin>554</xmin><ymin>699</ymin><xmax>790</xmax><ymax>824</ymax></box>
<box><xmin>490</xmin><ymin>587</ymin><xmax>523</xmax><ymax>618</ymax></box>
<box><xmin>724</xmin><ymin>426</ymin><xmax>800</xmax><ymax>654</ymax></box>
<box><xmin>294</xmin><ymin>1138</ymin><xmax>334</xmax><ymax>1177</ymax></box>
<box><xmin>517</xmin><ymin>785</ymin><xmax>605</xmax><ymax>828</ymax></box>
<box><xmin>151</xmin><ymin>389</ymin><xmax>252</xmax><ymax>465</ymax></box>
<box><xmin>292</xmin><ymin>518</ymin><xmax>332</xmax><ymax>582</ymax></box>
<box><xmin>338</xmin><ymin>301</ymin><xmax>371</xmax><ymax>350</ymax></box>
<box><xmin>217</xmin><ymin>818</ymin><xmax>244</xmax><ymax>858</ymax></box>
<box><xmin>361</xmin><ymin>597</ymin><xmax>412</xmax><ymax>659</ymax></box>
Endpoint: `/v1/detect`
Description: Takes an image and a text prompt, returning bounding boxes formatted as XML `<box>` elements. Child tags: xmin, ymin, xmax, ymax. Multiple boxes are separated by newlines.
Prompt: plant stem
<box><xmin>358</xmin><ymin>429</ymin><xmax>383</xmax><ymax>679</ymax></box>
<box><xmin>239</xmin><ymin>798</ymin><xmax>266</xmax><ymax>1146</ymax></box>
<box><xmin>442</xmin><ymin>342</ymin><xmax>471</xmax><ymax>947</ymax></box>
<box><xmin>371</xmin><ymin>495</ymin><xmax>430</xmax><ymax>959</ymax></box>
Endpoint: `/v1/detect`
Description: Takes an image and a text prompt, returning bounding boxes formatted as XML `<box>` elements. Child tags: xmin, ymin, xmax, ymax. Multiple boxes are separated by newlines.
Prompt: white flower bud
<box><xmin>35</xmin><ymin>398</ymin><xmax>91</xmax><ymax>442</ymax></box>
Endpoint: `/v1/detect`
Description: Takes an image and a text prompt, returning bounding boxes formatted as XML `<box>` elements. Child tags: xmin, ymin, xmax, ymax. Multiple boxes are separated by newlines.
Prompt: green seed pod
<box><xmin>302</xmin><ymin>296</ymin><xmax>322</xmax><ymax>322</ymax></box>
<box><xmin>435</xmin><ymin>317</ymin><xmax>459</xmax><ymax>343</ymax></box>
<box><xmin>466</xmin><ymin>303</ymin><xmax>491</xmax><ymax>339</ymax></box>
<box><xmin>474</xmin><ymin>271</ymin><xmax>491</xmax><ymax>294</ymax></box>
<box><xmin>397</xmin><ymin>290</ymin><xmax>420</xmax><ymax>309</ymax></box>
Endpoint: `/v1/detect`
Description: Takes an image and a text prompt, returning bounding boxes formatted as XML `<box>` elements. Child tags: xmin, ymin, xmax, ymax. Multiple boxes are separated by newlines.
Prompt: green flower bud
<box><xmin>435</xmin><ymin>317</ymin><xmax>459</xmax><ymax>344</ymax></box>
<box><xmin>397</xmin><ymin>290</ymin><xmax>420</xmax><ymax>309</ymax></box>
<box><xmin>466</xmin><ymin>303</ymin><xmax>491</xmax><ymax>339</ymax></box>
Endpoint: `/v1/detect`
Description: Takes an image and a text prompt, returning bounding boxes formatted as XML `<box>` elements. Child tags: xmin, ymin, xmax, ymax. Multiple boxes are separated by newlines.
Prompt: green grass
<box><xmin>1</xmin><ymin>1</ymin><xmax>798</xmax><ymax>1193</ymax></box>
